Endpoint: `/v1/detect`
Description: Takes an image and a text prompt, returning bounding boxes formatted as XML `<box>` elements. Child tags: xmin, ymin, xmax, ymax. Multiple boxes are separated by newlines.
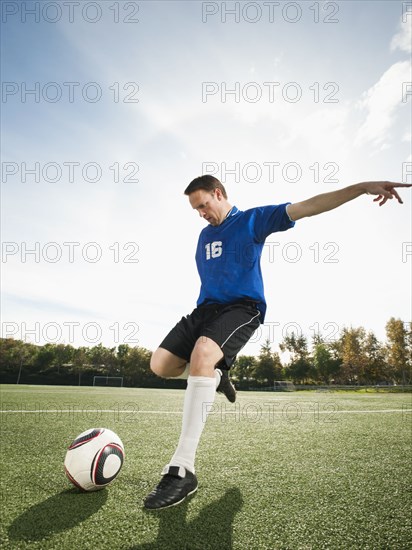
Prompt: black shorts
<box><xmin>159</xmin><ymin>301</ymin><xmax>261</xmax><ymax>369</ymax></box>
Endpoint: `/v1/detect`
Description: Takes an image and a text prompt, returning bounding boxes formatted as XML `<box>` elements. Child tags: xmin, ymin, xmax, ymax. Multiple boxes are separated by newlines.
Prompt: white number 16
<box><xmin>205</xmin><ymin>241</ymin><xmax>222</xmax><ymax>260</ymax></box>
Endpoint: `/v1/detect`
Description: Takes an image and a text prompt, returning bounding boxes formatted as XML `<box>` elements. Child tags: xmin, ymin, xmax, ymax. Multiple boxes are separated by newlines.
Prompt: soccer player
<box><xmin>144</xmin><ymin>176</ymin><xmax>411</xmax><ymax>510</ymax></box>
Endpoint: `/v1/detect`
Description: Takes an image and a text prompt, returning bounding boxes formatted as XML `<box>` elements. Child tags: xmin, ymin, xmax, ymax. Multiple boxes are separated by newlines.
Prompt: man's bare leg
<box><xmin>150</xmin><ymin>348</ymin><xmax>187</xmax><ymax>378</ymax></box>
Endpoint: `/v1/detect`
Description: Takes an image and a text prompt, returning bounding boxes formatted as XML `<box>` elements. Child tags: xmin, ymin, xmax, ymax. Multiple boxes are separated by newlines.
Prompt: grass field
<box><xmin>1</xmin><ymin>385</ymin><xmax>411</xmax><ymax>550</ymax></box>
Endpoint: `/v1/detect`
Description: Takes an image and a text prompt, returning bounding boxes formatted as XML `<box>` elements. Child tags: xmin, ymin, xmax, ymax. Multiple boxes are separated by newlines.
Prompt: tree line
<box><xmin>0</xmin><ymin>317</ymin><xmax>410</xmax><ymax>388</ymax></box>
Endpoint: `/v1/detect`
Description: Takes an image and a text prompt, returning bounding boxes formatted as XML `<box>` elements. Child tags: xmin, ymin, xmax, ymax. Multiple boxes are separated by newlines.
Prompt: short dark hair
<box><xmin>184</xmin><ymin>175</ymin><xmax>228</xmax><ymax>199</ymax></box>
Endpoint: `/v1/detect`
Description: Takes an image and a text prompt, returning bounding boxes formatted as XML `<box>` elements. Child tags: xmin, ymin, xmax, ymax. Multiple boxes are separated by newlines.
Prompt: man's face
<box><xmin>188</xmin><ymin>188</ymin><xmax>226</xmax><ymax>226</ymax></box>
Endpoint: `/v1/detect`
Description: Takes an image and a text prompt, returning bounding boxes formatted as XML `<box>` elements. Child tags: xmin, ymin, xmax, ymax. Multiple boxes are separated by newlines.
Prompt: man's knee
<box><xmin>150</xmin><ymin>348</ymin><xmax>186</xmax><ymax>378</ymax></box>
<box><xmin>190</xmin><ymin>337</ymin><xmax>223</xmax><ymax>376</ymax></box>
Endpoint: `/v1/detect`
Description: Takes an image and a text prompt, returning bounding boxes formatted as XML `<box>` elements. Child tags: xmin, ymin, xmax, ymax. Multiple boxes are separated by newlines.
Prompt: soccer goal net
<box><xmin>93</xmin><ymin>376</ymin><xmax>124</xmax><ymax>387</ymax></box>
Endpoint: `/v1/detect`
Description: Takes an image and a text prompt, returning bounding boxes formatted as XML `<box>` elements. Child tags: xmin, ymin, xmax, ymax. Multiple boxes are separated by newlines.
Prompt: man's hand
<box><xmin>361</xmin><ymin>181</ymin><xmax>412</xmax><ymax>206</ymax></box>
<box><xmin>287</xmin><ymin>181</ymin><xmax>412</xmax><ymax>221</ymax></box>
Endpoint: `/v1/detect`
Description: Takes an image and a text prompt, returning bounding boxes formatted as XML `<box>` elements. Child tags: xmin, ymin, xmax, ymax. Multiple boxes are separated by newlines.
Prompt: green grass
<box><xmin>1</xmin><ymin>385</ymin><xmax>411</xmax><ymax>549</ymax></box>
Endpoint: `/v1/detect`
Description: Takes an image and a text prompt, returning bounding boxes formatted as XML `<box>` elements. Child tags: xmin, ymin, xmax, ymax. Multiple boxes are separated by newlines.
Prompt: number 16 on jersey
<box><xmin>205</xmin><ymin>241</ymin><xmax>223</xmax><ymax>260</ymax></box>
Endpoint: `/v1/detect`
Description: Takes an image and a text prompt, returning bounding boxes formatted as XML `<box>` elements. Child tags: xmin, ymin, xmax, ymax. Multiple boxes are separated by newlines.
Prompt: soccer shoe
<box><xmin>144</xmin><ymin>466</ymin><xmax>198</xmax><ymax>510</ymax></box>
<box><xmin>216</xmin><ymin>368</ymin><xmax>237</xmax><ymax>403</ymax></box>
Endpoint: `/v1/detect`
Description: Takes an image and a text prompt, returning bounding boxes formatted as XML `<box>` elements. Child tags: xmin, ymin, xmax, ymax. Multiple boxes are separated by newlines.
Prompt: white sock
<box><xmin>167</xmin><ymin>374</ymin><xmax>219</xmax><ymax>474</ymax></box>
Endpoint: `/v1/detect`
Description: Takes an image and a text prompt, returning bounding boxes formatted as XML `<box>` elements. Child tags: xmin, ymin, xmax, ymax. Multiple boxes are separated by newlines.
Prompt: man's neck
<box><xmin>216</xmin><ymin>204</ymin><xmax>233</xmax><ymax>225</ymax></box>
<box><xmin>224</xmin><ymin>206</ymin><xmax>234</xmax><ymax>219</ymax></box>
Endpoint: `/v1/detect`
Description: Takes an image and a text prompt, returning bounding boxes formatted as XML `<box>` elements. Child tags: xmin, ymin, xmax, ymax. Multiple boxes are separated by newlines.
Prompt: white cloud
<box><xmin>355</xmin><ymin>61</ymin><xmax>411</xmax><ymax>148</ymax></box>
<box><xmin>390</xmin><ymin>16</ymin><xmax>412</xmax><ymax>53</ymax></box>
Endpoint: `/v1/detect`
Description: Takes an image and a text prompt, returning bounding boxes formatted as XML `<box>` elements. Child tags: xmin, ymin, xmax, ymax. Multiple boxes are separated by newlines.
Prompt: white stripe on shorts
<box><xmin>220</xmin><ymin>311</ymin><xmax>261</xmax><ymax>349</ymax></box>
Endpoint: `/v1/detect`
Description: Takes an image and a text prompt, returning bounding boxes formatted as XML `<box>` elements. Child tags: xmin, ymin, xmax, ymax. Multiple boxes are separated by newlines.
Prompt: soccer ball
<box><xmin>64</xmin><ymin>428</ymin><xmax>125</xmax><ymax>492</ymax></box>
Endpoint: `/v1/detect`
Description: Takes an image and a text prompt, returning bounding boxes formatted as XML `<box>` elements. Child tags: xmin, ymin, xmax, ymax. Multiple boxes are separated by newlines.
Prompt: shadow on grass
<box><xmin>132</xmin><ymin>487</ymin><xmax>243</xmax><ymax>550</ymax></box>
<box><xmin>8</xmin><ymin>488</ymin><xmax>108</xmax><ymax>542</ymax></box>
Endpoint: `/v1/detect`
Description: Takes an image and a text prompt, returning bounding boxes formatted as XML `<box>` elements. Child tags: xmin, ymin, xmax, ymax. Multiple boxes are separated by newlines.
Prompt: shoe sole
<box><xmin>216</xmin><ymin>368</ymin><xmax>237</xmax><ymax>403</ymax></box>
<box><xmin>144</xmin><ymin>485</ymin><xmax>198</xmax><ymax>511</ymax></box>
<box><xmin>217</xmin><ymin>387</ymin><xmax>236</xmax><ymax>403</ymax></box>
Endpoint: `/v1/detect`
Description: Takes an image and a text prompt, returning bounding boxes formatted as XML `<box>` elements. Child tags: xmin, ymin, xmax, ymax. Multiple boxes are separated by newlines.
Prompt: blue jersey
<box><xmin>195</xmin><ymin>204</ymin><xmax>295</xmax><ymax>321</ymax></box>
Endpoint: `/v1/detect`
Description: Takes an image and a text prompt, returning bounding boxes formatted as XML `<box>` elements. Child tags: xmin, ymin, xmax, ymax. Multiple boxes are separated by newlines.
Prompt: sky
<box><xmin>1</xmin><ymin>0</ymin><xmax>411</xmax><ymax>358</ymax></box>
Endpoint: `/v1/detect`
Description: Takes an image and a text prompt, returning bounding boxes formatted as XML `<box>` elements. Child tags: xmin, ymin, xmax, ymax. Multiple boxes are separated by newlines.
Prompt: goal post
<box><xmin>93</xmin><ymin>376</ymin><xmax>124</xmax><ymax>388</ymax></box>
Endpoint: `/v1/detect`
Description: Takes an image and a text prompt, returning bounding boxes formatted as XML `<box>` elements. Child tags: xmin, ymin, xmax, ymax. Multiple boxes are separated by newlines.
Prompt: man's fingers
<box><xmin>364</xmin><ymin>181</ymin><xmax>411</xmax><ymax>206</ymax></box>
<box><xmin>373</xmin><ymin>194</ymin><xmax>389</xmax><ymax>206</ymax></box>
<box><xmin>372</xmin><ymin>187</ymin><xmax>405</xmax><ymax>206</ymax></box>
<box><xmin>389</xmin><ymin>188</ymin><xmax>403</xmax><ymax>203</ymax></box>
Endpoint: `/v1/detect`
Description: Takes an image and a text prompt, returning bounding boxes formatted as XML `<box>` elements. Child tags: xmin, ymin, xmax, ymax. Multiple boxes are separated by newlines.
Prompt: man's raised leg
<box><xmin>150</xmin><ymin>347</ymin><xmax>188</xmax><ymax>379</ymax></box>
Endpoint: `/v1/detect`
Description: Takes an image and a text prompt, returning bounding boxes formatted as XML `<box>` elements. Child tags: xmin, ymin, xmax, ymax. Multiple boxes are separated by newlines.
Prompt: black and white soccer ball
<box><xmin>64</xmin><ymin>428</ymin><xmax>125</xmax><ymax>492</ymax></box>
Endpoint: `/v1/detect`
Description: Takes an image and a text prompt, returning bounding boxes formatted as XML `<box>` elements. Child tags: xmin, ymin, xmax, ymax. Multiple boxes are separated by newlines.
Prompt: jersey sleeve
<box><xmin>250</xmin><ymin>203</ymin><xmax>295</xmax><ymax>242</ymax></box>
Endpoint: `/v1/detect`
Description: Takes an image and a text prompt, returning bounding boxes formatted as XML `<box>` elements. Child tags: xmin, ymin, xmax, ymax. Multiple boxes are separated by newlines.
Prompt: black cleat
<box><xmin>216</xmin><ymin>368</ymin><xmax>236</xmax><ymax>403</ymax></box>
<box><xmin>144</xmin><ymin>466</ymin><xmax>198</xmax><ymax>510</ymax></box>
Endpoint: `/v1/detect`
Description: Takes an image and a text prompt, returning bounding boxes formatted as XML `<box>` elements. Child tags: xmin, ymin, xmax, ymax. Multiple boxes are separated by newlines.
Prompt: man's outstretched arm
<box><xmin>286</xmin><ymin>182</ymin><xmax>412</xmax><ymax>222</ymax></box>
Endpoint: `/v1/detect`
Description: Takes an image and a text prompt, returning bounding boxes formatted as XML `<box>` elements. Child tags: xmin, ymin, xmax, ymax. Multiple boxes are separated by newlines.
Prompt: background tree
<box><xmin>0</xmin><ymin>339</ymin><xmax>38</xmax><ymax>383</ymax></box>
<box><xmin>385</xmin><ymin>318</ymin><xmax>410</xmax><ymax>385</ymax></box>
<box><xmin>231</xmin><ymin>355</ymin><xmax>257</xmax><ymax>387</ymax></box>
<box><xmin>363</xmin><ymin>331</ymin><xmax>387</xmax><ymax>384</ymax></box>
<box><xmin>338</xmin><ymin>327</ymin><xmax>368</xmax><ymax>384</ymax></box>
<box><xmin>312</xmin><ymin>340</ymin><xmax>340</xmax><ymax>384</ymax></box>
<box><xmin>406</xmin><ymin>322</ymin><xmax>412</xmax><ymax>382</ymax></box>
<box><xmin>280</xmin><ymin>332</ymin><xmax>311</xmax><ymax>383</ymax></box>
<box><xmin>53</xmin><ymin>343</ymin><xmax>74</xmax><ymax>375</ymax></box>
<box><xmin>122</xmin><ymin>346</ymin><xmax>153</xmax><ymax>386</ymax></box>
<box><xmin>88</xmin><ymin>343</ymin><xmax>118</xmax><ymax>376</ymax></box>
<box><xmin>71</xmin><ymin>346</ymin><xmax>89</xmax><ymax>386</ymax></box>
<box><xmin>33</xmin><ymin>343</ymin><xmax>56</xmax><ymax>374</ymax></box>
<box><xmin>254</xmin><ymin>340</ymin><xmax>282</xmax><ymax>385</ymax></box>
<box><xmin>117</xmin><ymin>344</ymin><xmax>131</xmax><ymax>378</ymax></box>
